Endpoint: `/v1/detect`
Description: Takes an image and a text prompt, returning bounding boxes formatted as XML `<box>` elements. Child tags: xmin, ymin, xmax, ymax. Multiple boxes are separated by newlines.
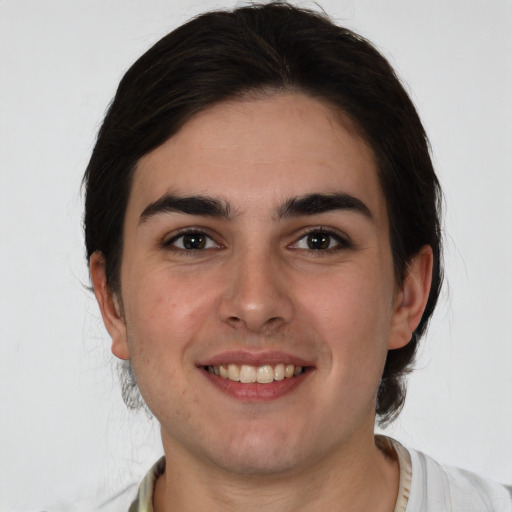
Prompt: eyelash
<box><xmin>161</xmin><ymin>227</ymin><xmax>352</xmax><ymax>255</ymax></box>
<box><xmin>162</xmin><ymin>228</ymin><xmax>222</xmax><ymax>254</ymax></box>
<box><xmin>291</xmin><ymin>227</ymin><xmax>352</xmax><ymax>253</ymax></box>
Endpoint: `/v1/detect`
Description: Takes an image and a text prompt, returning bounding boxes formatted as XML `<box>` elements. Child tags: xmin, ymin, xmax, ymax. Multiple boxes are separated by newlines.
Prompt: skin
<box><xmin>91</xmin><ymin>93</ymin><xmax>432</xmax><ymax>511</ymax></box>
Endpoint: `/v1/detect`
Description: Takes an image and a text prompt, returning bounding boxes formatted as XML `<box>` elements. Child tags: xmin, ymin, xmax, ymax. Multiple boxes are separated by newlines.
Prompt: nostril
<box><xmin>224</xmin><ymin>314</ymin><xmax>286</xmax><ymax>334</ymax></box>
<box><xmin>264</xmin><ymin>316</ymin><xmax>283</xmax><ymax>329</ymax></box>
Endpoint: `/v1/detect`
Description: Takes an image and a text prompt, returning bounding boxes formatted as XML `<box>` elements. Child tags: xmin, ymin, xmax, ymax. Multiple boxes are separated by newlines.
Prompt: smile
<box><xmin>206</xmin><ymin>364</ymin><xmax>304</xmax><ymax>383</ymax></box>
<box><xmin>199</xmin><ymin>351</ymin><xmax>313</xmax><ymax>401</ymax></box>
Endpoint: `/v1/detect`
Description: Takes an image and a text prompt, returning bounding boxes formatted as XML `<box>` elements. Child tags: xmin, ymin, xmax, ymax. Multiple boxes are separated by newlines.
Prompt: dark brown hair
<box><xmin>84</xmin><ymin>2</ymin><xmax>443</xmax><ymax>425</ymax></box>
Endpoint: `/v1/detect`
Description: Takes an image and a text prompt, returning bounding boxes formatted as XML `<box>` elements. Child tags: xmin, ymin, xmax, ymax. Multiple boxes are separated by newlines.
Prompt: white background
<box><xmin>1</xmin><ymin>0</ymin><xmax>511</xmax><ymax>510</ymax></box>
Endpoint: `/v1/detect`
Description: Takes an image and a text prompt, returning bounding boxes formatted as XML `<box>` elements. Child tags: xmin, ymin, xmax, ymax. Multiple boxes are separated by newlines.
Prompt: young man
<box><xmin>84</xmin><ymin>3</ymin><xmax>511</xmax><ymax>511</ymax></box>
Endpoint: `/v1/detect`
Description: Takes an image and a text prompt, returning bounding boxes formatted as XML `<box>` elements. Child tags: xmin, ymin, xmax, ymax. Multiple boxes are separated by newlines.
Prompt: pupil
<box><xmin>183</xmin><ymin>234</ymin><xmax>205</xmax><ymax>250</ymax></box>
<box><xmin>307</xmin><ymin>233</ymin><xmax>330</xmax><ymax>250</ymax></box>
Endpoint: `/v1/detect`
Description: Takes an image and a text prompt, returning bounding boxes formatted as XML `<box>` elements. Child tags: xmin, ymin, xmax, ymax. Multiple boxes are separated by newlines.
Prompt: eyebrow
<box><xmin>139</xmin><ymin>194</ymin><xmax>232</xmax><ymax>224</ymax></box>
<box><xmin>277</xmin><ymin>193</ymin><xmax>373</xmax><ymax>220</ymax></box>
<box><xmin>138</xmin><ymin>191</ymin><xmax>373</xmax><ymax>225</ymax></box>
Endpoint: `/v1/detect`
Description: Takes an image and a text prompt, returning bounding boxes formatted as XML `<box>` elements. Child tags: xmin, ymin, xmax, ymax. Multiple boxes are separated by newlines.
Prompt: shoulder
<box><xmin>404</xmin><ymin>443</ymin><xmax>512</xmax><ymax>512</ymax></box>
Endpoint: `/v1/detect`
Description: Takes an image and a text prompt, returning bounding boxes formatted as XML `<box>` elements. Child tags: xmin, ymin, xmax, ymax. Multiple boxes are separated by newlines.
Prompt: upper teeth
<box><xmin>207</xmin><ymin>364</ymin><xmax>304</xmax><ymax>383</ymax></box>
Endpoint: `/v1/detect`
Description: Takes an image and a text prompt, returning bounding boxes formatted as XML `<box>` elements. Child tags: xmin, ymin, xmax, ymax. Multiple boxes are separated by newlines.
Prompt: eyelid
<box><xmin>289</xmin><ymin>226</ymin><xmax>352</xmax><ymax>251</ymax></box>
<box><xmin>161</xmin><ymin>226</ymin><xmax>223</xmax><ymax>251</ymax></box>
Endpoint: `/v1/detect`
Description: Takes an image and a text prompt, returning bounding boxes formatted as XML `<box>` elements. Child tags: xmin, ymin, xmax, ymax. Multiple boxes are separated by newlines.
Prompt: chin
<box><xmin>215</xmin><ymin>449</ymin><xmax>299</xmax><ymax>476</ymax></box>
<box><xmin>200</xmin><ymin>426</ymin><xmax>300</xmax><ymax>475</ymax></box>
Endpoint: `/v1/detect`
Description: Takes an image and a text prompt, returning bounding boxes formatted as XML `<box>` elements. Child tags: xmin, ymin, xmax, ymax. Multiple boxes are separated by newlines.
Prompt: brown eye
<box><xmin>292</xmin><ymin>229</ymin><xmax>350</xmax><ymax>252</ymax></box>
<box><xmin>306</xmin><ymin>232</ymin><xmax>331</xmax><ymax>250</ymax></box>
<box><xmin>182</xmin><ymin>233</ymin><xmax>207</xmax><ymax>250</ymax></box>
<box><xmin>165</xmin><ymin>231</ymin><xmax>219</xmax><ymax>251</ymax></box>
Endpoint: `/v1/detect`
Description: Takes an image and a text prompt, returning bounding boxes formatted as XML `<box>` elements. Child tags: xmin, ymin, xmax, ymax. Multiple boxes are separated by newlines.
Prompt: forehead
<box><xmin>129</xmin><ymin>93</ymin><xmax>385</xmax><ymax>223</ymax></box>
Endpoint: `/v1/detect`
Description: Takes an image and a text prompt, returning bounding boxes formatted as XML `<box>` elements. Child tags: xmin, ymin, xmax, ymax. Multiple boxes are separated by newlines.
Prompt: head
<box><xmin>84</xmin><ymin>2</ymin><xmax>442</xmax><ymax>426</ymax></box>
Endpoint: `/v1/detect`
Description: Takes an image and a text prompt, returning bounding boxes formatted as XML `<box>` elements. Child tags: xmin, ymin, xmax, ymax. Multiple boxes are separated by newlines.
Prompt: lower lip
<box><xmin>201</xmin><ymin>368</ymin><xmax>310</xmax><ymax>401</ymax></box>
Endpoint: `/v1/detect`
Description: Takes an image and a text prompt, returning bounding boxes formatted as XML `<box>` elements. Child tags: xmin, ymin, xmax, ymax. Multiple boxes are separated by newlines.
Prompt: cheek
<box><xmin>299</xmin><ymin>265</ymin><xmax>392</xmax><ymax>332</ymax></box>
<box><xmin>297</xmin><ymin>265</ymin><xmax>393</xmax><ymax>373</ymax></box>
<box><xmin>121</xmin><ymin>274</ymin><xmax>214</xmax><ymax>410</ymax></box>
<box><xmin>122</xmin><ymin>268</ymin><xmax>219</xmax><ymax>353</ymax></box>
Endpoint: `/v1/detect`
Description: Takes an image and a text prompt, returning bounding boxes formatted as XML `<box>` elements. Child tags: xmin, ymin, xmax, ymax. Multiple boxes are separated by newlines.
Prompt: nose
<box><xmin>218</xmin><ymin>248</ymin><xmax>294</xmax><ymax>334</ymax></box>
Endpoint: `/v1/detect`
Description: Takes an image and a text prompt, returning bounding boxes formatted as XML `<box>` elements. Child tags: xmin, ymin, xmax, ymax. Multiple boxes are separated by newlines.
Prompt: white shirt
<box><xmin>389</xmin><ymin>437</ymin><xmax>512</xmax><ymax>511</ymax></box>
<box><xmin>128</xmin><ymin>437</ymin><xmax>512</xmax><ymax>511</ymax></box>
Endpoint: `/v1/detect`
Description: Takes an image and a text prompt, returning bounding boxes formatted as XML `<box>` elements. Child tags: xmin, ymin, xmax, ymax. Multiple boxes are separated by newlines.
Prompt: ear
<box><xmin>389</xmin><ymin>245</ymin><xmax>433</xmax><ymax>350</ymax></box>
<box><xmin>89</xmin><ymin>252</ymin><xmax>130</xmax><ymax>360</ymax></box>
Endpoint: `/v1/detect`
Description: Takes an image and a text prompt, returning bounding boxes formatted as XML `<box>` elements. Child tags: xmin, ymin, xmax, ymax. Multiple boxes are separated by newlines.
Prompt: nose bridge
<box><xmin>218</xmin><ymin>241</ymin><xmax>293</xmax><ymax>333</ymax></box>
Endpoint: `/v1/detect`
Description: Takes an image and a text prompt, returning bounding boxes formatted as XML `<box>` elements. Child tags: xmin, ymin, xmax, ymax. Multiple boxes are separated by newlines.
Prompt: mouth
<box><xmin>204</xmin><ymin>363</ymin><xmax>305</xmax><ymax>384</ymax></box>
<box><xmin>199</xmin><ymin>352</ymin><xmax>313</xmax><ymax>401</ymax></box>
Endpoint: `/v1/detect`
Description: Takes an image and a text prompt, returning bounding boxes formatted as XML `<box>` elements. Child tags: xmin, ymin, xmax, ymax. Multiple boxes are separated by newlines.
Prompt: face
<box><xmin>93</xmin><ymin>93</ymin><xmax>427</xmax><ymax>476</ymax></box>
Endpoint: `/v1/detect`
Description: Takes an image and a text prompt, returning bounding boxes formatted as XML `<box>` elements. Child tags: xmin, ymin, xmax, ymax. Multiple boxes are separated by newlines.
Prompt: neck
<box><xmin>154</xmin><ymin>432</ymin><xmax>399</xmax><ymax>512</ymax></box>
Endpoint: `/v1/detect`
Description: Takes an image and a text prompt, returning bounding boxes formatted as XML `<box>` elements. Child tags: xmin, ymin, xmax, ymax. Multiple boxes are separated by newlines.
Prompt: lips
<box><xmin>199</xmin><ymin>351</ymin><xmax>313</xmax><ymax>400</ymax></box>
